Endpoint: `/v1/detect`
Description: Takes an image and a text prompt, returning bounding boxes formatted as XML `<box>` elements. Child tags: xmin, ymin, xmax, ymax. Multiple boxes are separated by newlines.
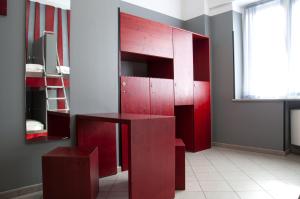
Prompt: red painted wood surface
<box><xmin>120</xmin><ymin>76</ymin><xmax>150</xmax><ymax>171</ymax></box>
<box><xmin>57</xmin><ymin>8</ymin><xmax>63</xmax><ymax>65</ymax></box>
<box><xmin>42</xmin><ymin>147</ymin><xmax>99</xmax><ymax>199</ymax></box>
<box><xmin>26</xmin><ymin>77</ymin><xmax>70</xmax><ymax>88</ymax></box>
<box><xmin>194</xmin><ymin>81</ymin><xmax>211</xmax><ymax>151</ymax></box>
<box><xmin>76</xmin><ymin>113</ymin><xmax>175</xmax><ymax>199</ymax></box>
<box><xmin>67</xmin><ymin>10</ymin><xmax>71</xmax><ymax>61</ymax></box>
<box><xmin>173</xmin><ymin>28</ymin><xmax>194</xmax><ymax>105</ymax></box>
<box><xmin>120</xmin><ymin>12</ymin><xmax>173</xmax><ymax>59</ymax></box>
<box><xmin>47</xmin><ymin>111</ymin><xmax>70</xmax><ymax>138</ymax></box>
<box><xmin>0</xmin><ymin>0</ymin><xmax>7</xmax><ymax>16</ymax></box>
<box><xmin>175</xmin><ymin>106</ymin><xmax>195</xmax><ymax>151</ymax></box>
<box><xmin>57</xmin><ymin>89</ymin><xmax>65</xmax><ymax>109</ymax></box>
<box><xmin>120</xmin><ymin>76</ymin><xmax>150</xmax><ymax>114</ymax></box>
<box><xmin>193</xmin><ymin>37</ymin><xmax>210</xmax><ymax>81</ymax></box>
<box><xmin>26</xmin><ymin>0</ymin><xmax>30</xmax><ymax>51</ymax></box>
<box><xmin>26</xmin><ymin>131</ymin><xmax>47</xmax><ymax>140</ymax></box>
<box><xmin>129</xmin><ymin>118</ymin><xmax>175</xmax><ymax>199</ymax></box>
<box><xmin>76</xmin><ymin>119</ymin><xmax>117</xmax><ymax>177</ymax></box>
<box><xmin>45</xmin><ymin>6</ymin><xmax>55</xmax><ymax>32</ymax></box>
<box><xmin>34</xmin><ymin>3</ymin><xmax>40</xmax><ymax>41</ymax></box>
<box><xmin>150</xmin><ymin>78</ymin><xmax>174</xmax><ymax>116</ymax></box>
<box><xmin>175</xmin><ymin>139</ymin><xmax>185</xmax><ymax>190</ymax></box>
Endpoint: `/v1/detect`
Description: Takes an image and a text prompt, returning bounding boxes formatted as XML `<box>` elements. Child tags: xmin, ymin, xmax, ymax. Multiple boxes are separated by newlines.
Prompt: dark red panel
<box><xmin>67</xmin><ymin>10</ymin><xmax>71</xmax><ymax>62</ymax></box>
<box><xmin>0</xmin><ymin>0</ymin><xmax>7</xmax><ymax>16</ymax></box>
<box><xmin>173</xmin><ymin>28</ymin><xmax>194</xmax><ymax>105</ymax></box>
<box><xmin>45</xmin><ymin>5</ymin><xmax>55</xmax><ymax>32</ymax></box>
<box><xmin>26</xmin><ymin>131</ymin><xmax>47</xmax><ymax>140</ymax></box>
<box><xmin>175</xmin><ymin>139</ymin><xmax>185</xmax><ymax>190</ymax></box>
<box><xmin>120</xmin><ymin>12</ymin><xmax>173</xmax><ymax>59</ymax></box>
<box><xmin>57</xmin><ymin>89</ymin><xmax>65</xmax><ymax>109</ymax></box>
<box><xmin>26</xmin><ymin>77</ymin><xmax>70</xmax><ymax>88</ymax></box>
<box><xmin>148</xmin><ymin>59</ymin><xmax>174</xmax><ymax>79</ymax></box>
<box><xmin>26</xmin><ymin>0</ymin><xmax>30</xmax><ymax>51</ymax></box>
<box><xmin>47</xmin><ymin>111</ymin><xmax>70</xmax><ymax>138</ymax></box>
<box><xmin>193</xmin><ymin>37</ymin><xmax>210</xmax><ymax>81</ymax></box>
<box><xmin>150</xmin><ymin>78</ymin><xmax>174</xmax><ymax>116</ymax></box>
<box><xmin>130</xmin><ymin>118</ymin><xmax>175</xmax><ymax>199</ymax></box>
<box><xmin>120</xmin><ymin>76</ymin><xmax>150</xmax><ymax>170</ymax></box>
<box><xmin>34</xmin><ymin>2</ymin><xmax>40</xmax><ymax>41</ymax></box>
<box><xmin>57</xmin><ymin>8</ymin><xmax>63</xmax><ymax>65</ymax></box>
<box><xmin>42</xmin><ymin>147</ymin><xmax>99</xmax><ymax>199</ymax></box>
<box><xmin>175</xmin><ymin>106</ymin><xmax>194</xmax><ymax>151</ymax></box>
<box><xmin>194</xmin><ymin>81</ymin><xmax>211</xmax><ymax>151</ymax></box>
<box><xmin>76</xmin><ymin>119</ymin><xmax>117</xmax><ymax>177</ymax></box>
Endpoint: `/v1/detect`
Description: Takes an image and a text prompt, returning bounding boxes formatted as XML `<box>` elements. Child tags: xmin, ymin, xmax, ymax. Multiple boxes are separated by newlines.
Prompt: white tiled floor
<box><xmin>13</xmin><ymin>147</ymin><xmax>300</xmax><ymax>199</ymax></box>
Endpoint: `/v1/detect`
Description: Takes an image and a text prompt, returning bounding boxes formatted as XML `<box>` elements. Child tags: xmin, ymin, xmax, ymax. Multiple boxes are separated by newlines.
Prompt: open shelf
<box><xmin>121</xmin><ymin>52</ymin><xmax>174</xmax><ymax>79</ymax></box>
<box><xmin>193</xmin><ymin>34</ymin><xmax>210</xmax><ymax>82</ymax></box>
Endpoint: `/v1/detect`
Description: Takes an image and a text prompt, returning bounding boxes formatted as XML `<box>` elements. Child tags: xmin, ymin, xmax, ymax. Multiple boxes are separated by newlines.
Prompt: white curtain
<box><xmin>243</xmin><ymin>0</ymin><xmax>300</xmax><ymax>99</ymax></box>
<box><xmin>289</xmin><ymin>0</ymin><xmax>300</xmax><ymax>97</ymax></box>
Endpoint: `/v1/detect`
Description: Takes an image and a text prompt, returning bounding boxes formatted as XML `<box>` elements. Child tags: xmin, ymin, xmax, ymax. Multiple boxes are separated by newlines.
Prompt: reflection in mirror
<box><xmin>25</xmin><ymin>0</ymin><xmax>71</xmax><ymax>142</ymax></box>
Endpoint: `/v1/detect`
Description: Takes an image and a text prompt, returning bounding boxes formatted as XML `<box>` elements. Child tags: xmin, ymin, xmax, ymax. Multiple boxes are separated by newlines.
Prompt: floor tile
<box><xmin>204</xmin><ymin>191</ymin><xmax>239</xmax><ymax>199</ymax></box>
<box><xmin>175</xmin><ymin>191</ymin><xmax>206</xmax><ymax>199</ymax></box>
<box><xmin>237</xmin><ymin>191</ymin><xmax>273</xmax><ymax>199</ymax></box>
<box><xmin>199</xmin><ymin>181</ymin><xmax>232</xmax><ymax>191</ymax></box>
<box><xmin>227</xmin><ymin>180</ymin><xmax>262</xmax><ymax>191</ymax></box>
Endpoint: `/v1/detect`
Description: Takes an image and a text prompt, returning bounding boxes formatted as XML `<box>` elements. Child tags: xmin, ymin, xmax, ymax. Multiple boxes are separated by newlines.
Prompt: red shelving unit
<box><xmin>120</xmin><ymin>12</ymin><xmax>211</xmax><ymax>153</ymax></box>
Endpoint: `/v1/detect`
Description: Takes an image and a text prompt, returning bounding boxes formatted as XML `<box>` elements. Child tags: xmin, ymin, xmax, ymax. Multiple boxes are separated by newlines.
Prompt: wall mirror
<box><xmin>25</xmin><ymin>0</ymin><xmax>71</xmax><ymax>142</ymax></box>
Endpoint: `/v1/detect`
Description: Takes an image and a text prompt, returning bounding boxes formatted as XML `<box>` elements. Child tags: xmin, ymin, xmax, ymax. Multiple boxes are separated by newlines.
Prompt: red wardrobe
<box><xmin>120</xmin><ymin>12</ymin><xmax>211</xmax><ymax>169</ymax></box>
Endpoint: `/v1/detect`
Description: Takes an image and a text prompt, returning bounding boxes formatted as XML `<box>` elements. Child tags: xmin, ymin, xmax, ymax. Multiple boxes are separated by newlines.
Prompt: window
<box><xmin>243</xmin><ymin>0</ymin><xmax>300</xmax><ymax>99</ymax></box>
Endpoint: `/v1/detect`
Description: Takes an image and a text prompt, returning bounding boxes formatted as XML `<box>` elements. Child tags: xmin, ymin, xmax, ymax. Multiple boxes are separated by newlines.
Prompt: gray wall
<box><xmin>120</xmin><ymin>1</ymin><xmax>183</xmax><ymax>28</ymax></box>
<box><xmin>183</xmin><ymin>15</ymin><xmax>210</xmax><ymax>36</ymax></box>
<box><xmin>210</xmin><ymin>11</ymin><xmax>284</xmax><ymax>151</ymax></box>
<box><xmin>0</xmin><ymin>0</ymin><xmax>119</xmax><ymax>192</ymax></box>
<box><xmin>0</xmin><ymin>0</ymin><xmax>70</xmax><ymax>192</ymax></box>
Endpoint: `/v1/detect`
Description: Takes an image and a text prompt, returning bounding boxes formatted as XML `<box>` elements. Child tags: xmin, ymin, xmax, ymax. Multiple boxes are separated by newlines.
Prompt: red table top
<box><xmin>77</xmin><ymin>113</ymin><xmax>174</xmax><ymax>124</ymax></box>
<box><xmin>44</xmin><ymin>147</ymin><xmax>97</xmax><ymax>158</ymax></box>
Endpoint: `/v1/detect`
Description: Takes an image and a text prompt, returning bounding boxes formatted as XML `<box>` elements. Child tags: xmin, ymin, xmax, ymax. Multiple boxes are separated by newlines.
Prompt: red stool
<box><xmin>175</xmin><ymin>139</ymin><xmax>185</xmax><ymax>190</ymax></box>
<box><xmin>42</xmin><ymin>147</ymin><xmax>99</xmax><ymax>199</ymax></box>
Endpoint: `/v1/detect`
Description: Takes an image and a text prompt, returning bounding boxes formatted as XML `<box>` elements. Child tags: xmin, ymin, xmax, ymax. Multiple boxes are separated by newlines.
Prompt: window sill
<box><xmin>232</xmin><ymin>99</ymin><xmax>300</xmax><ymax>102</ymax></box>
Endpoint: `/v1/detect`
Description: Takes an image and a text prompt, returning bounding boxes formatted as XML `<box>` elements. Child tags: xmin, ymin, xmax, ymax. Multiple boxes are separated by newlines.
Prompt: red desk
<box><xmin>76</xmin><ymin>113</ymin><xmax>175</xmax><ymax>199</ymax></box>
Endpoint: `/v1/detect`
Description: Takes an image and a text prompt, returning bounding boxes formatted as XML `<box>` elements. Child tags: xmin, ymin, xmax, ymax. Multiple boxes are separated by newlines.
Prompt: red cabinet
<box><xmin>173</xmin><ymin>29</ymin><xmax>194</xmax><ymax>105</ymax></box>
<box><xmin>194</xmin><ymin>81</ymin><xmax>211</xmax><ymax>151</ymax></box>
<box><xmin>150</xmin><ymin>78</ymin><xmax>174</xmax><ymax>116</ymax></box>
<box><xmin>120</xmin><ymin>13</ymin><xmax>173</xmax><ymax>59</ymax></box>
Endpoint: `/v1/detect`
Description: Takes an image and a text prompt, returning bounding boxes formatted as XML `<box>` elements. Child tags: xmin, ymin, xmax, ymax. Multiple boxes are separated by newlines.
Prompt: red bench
<box><xmin>42</xmin><ymin>147</ymin><xmax>99</xmax><ymax>199</ymax></box>
<box><xmin>175</xmin><ymin>138</ymin><xmax>185</xmax><ymax>190</ymax></box>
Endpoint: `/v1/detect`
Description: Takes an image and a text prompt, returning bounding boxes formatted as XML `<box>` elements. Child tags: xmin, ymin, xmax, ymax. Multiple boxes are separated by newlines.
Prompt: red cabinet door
<box><xmin>150</xmin><ymin>78</ymin><xmax>174</xmax><ymax>116</ymax></box>
<box><xmin>173</xmin><ymin>28</ymin><xmax>194</xmax><ymax>105</ymax></box>
<box><xmin>120</xmin><ymin>76</ymin><xmax>150</xmax><ymax>171</ymax></box>
<box><xmin>194</xmin><ymin>81</ymin><xmax>211</xmax><ymax>151</ymax></box>
<box><xmin>121</xmin><ymin>76</ymin><xmax>150</xmax><ymax>114</ymax></box>
<box><xmin>120</xmin><ymin>12</ymin><xmax>173</xmax><ymax>59</ymax></box>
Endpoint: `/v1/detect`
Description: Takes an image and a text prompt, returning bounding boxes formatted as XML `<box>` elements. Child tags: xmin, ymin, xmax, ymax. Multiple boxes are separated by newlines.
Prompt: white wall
<box><xmin>182</xmin><ymin>0</ymin><xmax>208</xmax><ymax>20</ymax></box>
<box><xmin>121</xmin><ymin>0</ymin><xmax>258</xmax><ymax>20</ymax></box>
<box><xmin>122</xmin><ymin>0</ymin><xmax>183</xmax><ymax>19</ymax></box>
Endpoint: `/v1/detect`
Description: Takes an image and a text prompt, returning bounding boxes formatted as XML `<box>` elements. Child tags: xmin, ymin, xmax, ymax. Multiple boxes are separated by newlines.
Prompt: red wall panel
<box><xmin>173</xmin><ymin>28</ymin><xmax>194</xmax><ymax>105</ymax></box>
<box><xmin>194</xmin><ymin>81</ymin><xmax>211</xmax><ymax>151</ymax></box>
<box><xmin>150</xmin><ymin>78</ymin><xmax>174</xmax><ymax>116</ymax></box>
<box><xmin>120</xmin><ymin>12</ymin><xmax>173</xmax><ymax>59</ymax></box>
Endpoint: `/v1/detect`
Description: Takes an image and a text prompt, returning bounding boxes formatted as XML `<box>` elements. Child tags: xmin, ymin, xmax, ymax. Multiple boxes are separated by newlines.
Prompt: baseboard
<box><xmin>0</xmin><ymin>183</ymin><xmax>42</xmax><ymax>199</ymax></box>
<box><xmin>212</xmin><ymin>142</ymin><xmax>288</xmax><ymax>156</ymax></box>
